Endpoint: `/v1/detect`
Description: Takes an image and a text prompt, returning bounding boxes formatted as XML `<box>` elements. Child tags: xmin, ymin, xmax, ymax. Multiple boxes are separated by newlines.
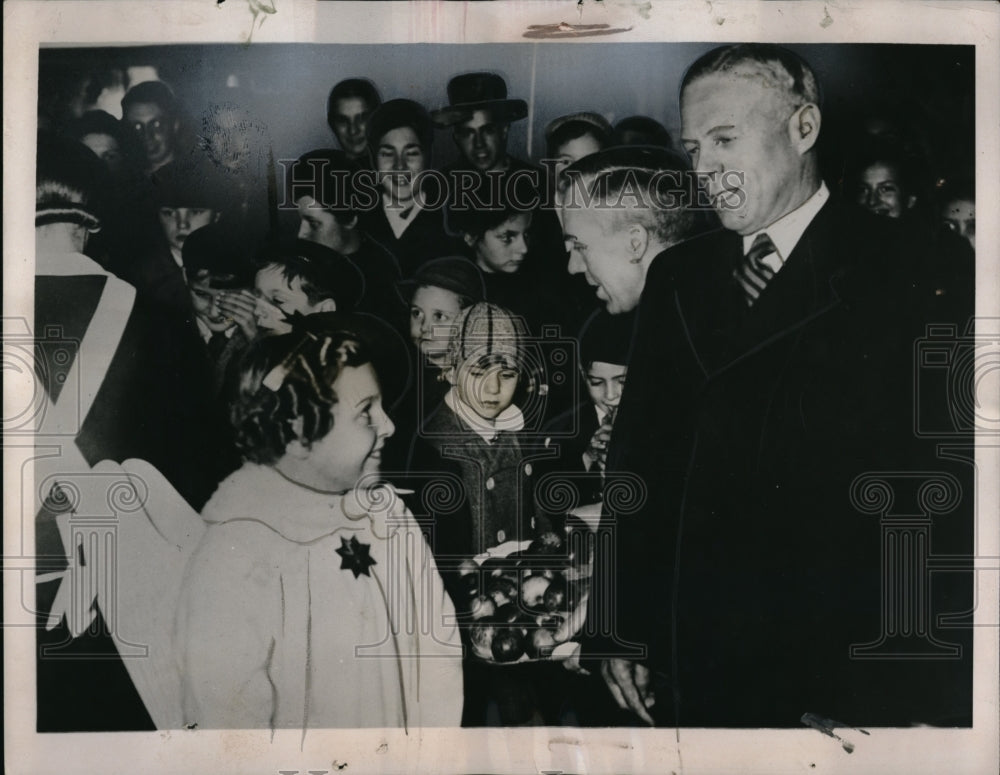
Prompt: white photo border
<box><xmin>4</xmin><ymin>2</ymin><xmax>998</xmax><ymax>774</ymax></box>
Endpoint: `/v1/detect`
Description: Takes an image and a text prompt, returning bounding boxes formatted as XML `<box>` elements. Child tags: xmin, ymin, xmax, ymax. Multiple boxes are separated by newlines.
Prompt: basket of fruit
<box><xmin>456</xmin><ymin>529</ymin><xmax>592</xmax><ymax>664</ymax></box>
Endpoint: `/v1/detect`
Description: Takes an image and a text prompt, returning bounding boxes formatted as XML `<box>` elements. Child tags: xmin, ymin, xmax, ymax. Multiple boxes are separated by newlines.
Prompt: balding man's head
<box><xmin>680</xmin><ymin>44</ymin><xmax>823</xmax><ymax>235</ymax></box>
<box><xmin>561</xmin><ymin>146</ymin><xmax>695</xmax><ymax>314</ymax></box>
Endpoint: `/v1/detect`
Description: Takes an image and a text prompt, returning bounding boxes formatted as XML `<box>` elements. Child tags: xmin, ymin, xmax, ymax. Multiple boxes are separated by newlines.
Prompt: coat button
<box><xmin>497</xmin><ymin>529</ymin><xmax>506</xmax><ymax>543</ymax></box>
<box><xmin>485</xmin><ymin>477</ymin><xmax>495</xmax><ymax>490</ymax></box>
<box><xmin>524</xmin><ymin>463</ymin><xmax>533</xmax><ymax>476</ymax></box>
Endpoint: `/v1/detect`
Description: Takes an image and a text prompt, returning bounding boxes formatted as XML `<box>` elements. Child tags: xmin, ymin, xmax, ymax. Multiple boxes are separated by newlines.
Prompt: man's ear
<box><xmin>315</xmin><ymin>298</ymin><xmax>338</xmax><ymax>313</ymax></box>
<box><xmin>462</xmin><ymin>232</ymin><xmax>478</xmax><ymax>248</ymax></box>
<box><xmin>626</xmin><ymin>223</ymin><xmax>650</xmax><ymax>262</ymax></box>
<box><xmin>212</xmin><ymin>211</ymin><xmax>222</xmax><ymax>223</ymax></box>
<box><xmin>344</xmin><ymin>214</ymin><xmax>359</xmax><ymax>231</ymax></box>
<box><xmin>789</xmin><ymin>103</ymin><xmax>821</xmax><ymax>155</ymax></box>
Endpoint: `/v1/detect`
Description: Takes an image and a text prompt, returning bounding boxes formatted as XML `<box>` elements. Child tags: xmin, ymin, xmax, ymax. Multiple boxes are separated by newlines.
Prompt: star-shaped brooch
<box><xmin>336</xmin><ymin>535</ymin><xmax>377</xmax><ymax>578</ymax></box>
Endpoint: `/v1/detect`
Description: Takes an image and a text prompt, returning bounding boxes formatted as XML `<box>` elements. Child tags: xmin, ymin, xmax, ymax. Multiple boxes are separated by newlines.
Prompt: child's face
<box><xmin>158</xmin><ymin>206</ymin><xmax>217</xmax><ymax>252</ymax></box>
<box><xmin>856</xmin><ymin>162</ymin><xmax>914</xmax><ymax>219</ymax></box>
<box><xmin>376</xmin><ymin>126</ymin><xmax>425</xmax><ymax>203</ymax></box>
<box><xmin>452</xmin><ymin>355</ymin><xmax>519</xmax><ymax>421</ymax></box>
<box><xmin>296</xmin><ymin>196</ymin><xmax>351</xmax><ymax>254</ymax></box>
<box><xmin>554</xmin><ymin>133</ymin><xmax>603</xmax><ymax>178</ymax></box>
<box><xmin>330</xmin><ymin>96</ymin><xmax>374</xmax><ymax>158</ymax></box>
<box><xmin>300</xmin><ymin>363</ymin><xmax>395</xmax><ymax>491</ymax></box>
<box><xmin>473</xmin><ymin>212</ymin><xmax>531</xmax><ymax>274</ymax></box>
<box><xmin>254</xmin><ymin>263</ymin><xmax>330</xmax><ymax>333</ymax></box>
<box><xmin>409</xmin><ymin>285</ymin><xmax>464</xmax><ymax>368</ymax></box>
<box><xmin>583</xmin><ymin>360</ymin><xmax>627</xmax><ymax>414</ymax></box>
<box><xmin>189</xmin><ymin>277</ymin><xmax>234</xmax><ymax>333</ymax></box>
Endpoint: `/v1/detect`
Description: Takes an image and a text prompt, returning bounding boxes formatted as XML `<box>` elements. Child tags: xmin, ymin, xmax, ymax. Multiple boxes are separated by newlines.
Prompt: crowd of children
<box><xmin>34</xmin><ymin>57</ymin><xmax>975</xmax><ymax>732</ymax></box>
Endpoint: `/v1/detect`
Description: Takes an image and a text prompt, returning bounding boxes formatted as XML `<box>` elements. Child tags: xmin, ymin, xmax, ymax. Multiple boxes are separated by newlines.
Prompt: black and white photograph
<box><xmin>4</xmin><ymin>1</ymin><xmax>999</xmax><ymax>773</ymax></box>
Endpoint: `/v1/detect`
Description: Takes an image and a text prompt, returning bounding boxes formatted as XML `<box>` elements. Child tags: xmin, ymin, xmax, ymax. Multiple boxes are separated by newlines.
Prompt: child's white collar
<box><xmin>444</xmin><ymin>387</ymin><xmax>524</xmax><ymax>443</ymax></box>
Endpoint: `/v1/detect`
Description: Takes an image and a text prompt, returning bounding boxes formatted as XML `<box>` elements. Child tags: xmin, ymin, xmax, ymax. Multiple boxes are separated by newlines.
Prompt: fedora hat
<box><xmin>431</xmin><ymin>72</ymin><xmax>528</xmax><ymax>128</ymax></box>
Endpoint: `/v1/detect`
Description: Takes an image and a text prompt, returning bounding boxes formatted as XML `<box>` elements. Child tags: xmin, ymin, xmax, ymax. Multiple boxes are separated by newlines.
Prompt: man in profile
<box><xmin>560</xmin><ymin>145</ymin><xmax>695</xmax><ymax>316</ymax></box>
<box><xmin>589</xmin><ymin>44</ymin><xmax>973</xmax><ymax>728</ymax></box>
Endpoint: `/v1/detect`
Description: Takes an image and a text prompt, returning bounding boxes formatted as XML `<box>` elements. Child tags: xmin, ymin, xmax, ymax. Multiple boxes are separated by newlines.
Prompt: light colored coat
<box><xmin>176</xmin><ymin>464</ymin><xmax>464</xmax><ymax>730</ymax></box>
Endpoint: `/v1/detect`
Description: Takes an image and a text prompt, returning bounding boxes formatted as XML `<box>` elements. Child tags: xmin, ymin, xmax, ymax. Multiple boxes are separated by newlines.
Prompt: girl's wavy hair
<box><xmin>231</xmin><ymin>330</ymin><xmax>371</xmax><ymax>464</ymax></box>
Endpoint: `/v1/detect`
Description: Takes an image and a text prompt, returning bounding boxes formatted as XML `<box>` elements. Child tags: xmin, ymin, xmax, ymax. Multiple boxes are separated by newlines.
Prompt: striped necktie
<box><xmin>735</xmin><ymin>232</ymin><xmax>779</xmax><ymax>306</ymax></box>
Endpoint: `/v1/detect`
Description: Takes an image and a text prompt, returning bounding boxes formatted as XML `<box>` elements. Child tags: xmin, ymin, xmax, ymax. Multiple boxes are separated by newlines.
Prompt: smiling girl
<box><xmin>176</xmin><ymin>326</ymin><xmax>463</xmax><ymax>730</ymax></box>
<box><xmin>359</xmin><ymin>99</ymin><xmax>463</xmax><ymax>277</ymax></box>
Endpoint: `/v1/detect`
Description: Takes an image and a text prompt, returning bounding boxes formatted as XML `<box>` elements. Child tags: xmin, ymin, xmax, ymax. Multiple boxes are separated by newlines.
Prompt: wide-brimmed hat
<box><xmin>430</xmin><ymin>72</ymin><xmax>528</xmax><ymax>128</ymax></box>
<box><xmin>396</xmin><ymin>256</ymin><xmax>486</xmax><ymax>305</ymax></box>
<box><xmin>366</xmin><ymin>98</ymin><xmax>433</xmax><ymax>149</ymax></box>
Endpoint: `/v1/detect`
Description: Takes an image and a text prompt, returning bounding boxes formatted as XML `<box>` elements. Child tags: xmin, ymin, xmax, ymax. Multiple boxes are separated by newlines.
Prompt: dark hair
<box><xmin>67</xmin><ymin>110</ymin><xmax>126</xmax><ymax>145</ymax></box>
<box><xmin>680</xmin><ymin>44</ymin><xmax>821</xmax><ymax>110</ymax></box>
<box><xmin>545</xmin><ymin>113</ymin><xmax>613</xmax><ymax>158</ymax></box>
<box><xmin>366</xmin><ymin>98</ymin><xmax>433</xmax><ymax>151</ymax></box>
<box><xmin>286</xmin><ymin>148</ymin><xmax>359</xmax><ymax>223</ymax></box>
<box><xmin>446</xmin><ymin>173</ymin><xmax>538</xmax><ymax>241</ymax></box>
<box><xmin>232</xmin><ymin>330</ymin><xmax>371</xmax><ymax>464</ymax></box>
<box><xmin>35</xmin><ymin>131</ymin><xmax>108</xmax><ymax>230</ymax></box>
<box><xmin>326</xmin><ymin>78</ymin><xmax>382</xmax><ymax>132</ymax></box>
<box><xmin>150</xmin><ymin>159</ymin><xmax>229</xmax><ymax>213</ymax></box>
<box><xmin>255</xmin><ymin>238</ymin><xmax>364</xmax><ymax>310</ymax></box>
<box><xmin>849</xmin><ymin>143</ymin><xmax>920</xmax><ymax>199</ymax></box>
<box><xmin>937</xmin><ymin>174</ymin><xmax>974</xmax><ymax>207</ymax></box>
<box><xmin>259</xmin><ymin>262</ymin><xmax>338</xmax><ymax>307</ymax></box>
<box><xmin>579</xmin><ymin>309</ymin><xmax>636</xmax><ymax>369</ymax></box>
<box><xmin>560</xmin><ymin>146</ymin><xmax>695</xmax><ymax>248</ymax></box>
<box><xmin>121</xmin><ymin>80</ymin><xmax>178</xmax><ymax>117</ymax></box>
<box><xmin>182</xmin><ymin>222</ymin><xmax>253</xmax><ymax>287</ymax></box>
<box><xmin>612</xmin><ymin>115</ymin><xmax>673</xmax><ymax>149</ymax></box>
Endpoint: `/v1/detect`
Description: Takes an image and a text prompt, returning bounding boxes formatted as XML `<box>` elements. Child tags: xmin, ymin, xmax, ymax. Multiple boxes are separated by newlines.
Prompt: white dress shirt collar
<box><xmin>741</xmin><ymin>182</ymin><xmax>830</xmax><ymax>274</ymax></box>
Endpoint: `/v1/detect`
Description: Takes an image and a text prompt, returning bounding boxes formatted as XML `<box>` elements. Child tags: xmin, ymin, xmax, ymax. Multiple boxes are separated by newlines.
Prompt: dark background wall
<box><xmin>38</xmin><ymin>42</ymin><xmax>976</xmax><ymax>185</ymax></box>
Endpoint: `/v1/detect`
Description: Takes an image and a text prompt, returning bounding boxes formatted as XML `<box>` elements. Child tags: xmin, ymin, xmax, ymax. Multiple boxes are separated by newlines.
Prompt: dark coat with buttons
<box><xmin>405</xmin><ymin>401</ymin><xmax>542</xmax><ymax>564</ymax></box>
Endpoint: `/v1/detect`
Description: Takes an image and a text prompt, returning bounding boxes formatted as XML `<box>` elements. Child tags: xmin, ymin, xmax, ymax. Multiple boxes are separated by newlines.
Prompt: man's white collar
<box><xmin>742</xmin><ymin>182</ymin><xmax>830</xmax><ymax>272</ymax></box>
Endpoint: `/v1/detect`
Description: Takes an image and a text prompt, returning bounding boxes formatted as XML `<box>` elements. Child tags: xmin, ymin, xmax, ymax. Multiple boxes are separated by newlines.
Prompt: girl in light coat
<box><xmin>176</xmin><ymin>326</ymin><xmax>464</xmax><ymax>730</ymax></box>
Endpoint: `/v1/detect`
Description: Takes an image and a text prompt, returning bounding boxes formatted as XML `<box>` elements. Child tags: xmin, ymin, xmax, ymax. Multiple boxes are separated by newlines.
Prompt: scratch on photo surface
<box><xmin>548</xmin><ymin>736</ymin><xmax>632</xmax><ymax>751</ymax></box>
<box><xmin>216</xmin><ymin>0</ymin><xmax>277</xmax><ymax>44</ymax></box>
<box><xmin>523</xmin><ymin>23</ymin><xmax>633</xmax><ymax>40</ymax></box>
<box><xmin>800</xmin><ymin>712</ymin><xmax>870</xmax><ymax>754</ymax></box>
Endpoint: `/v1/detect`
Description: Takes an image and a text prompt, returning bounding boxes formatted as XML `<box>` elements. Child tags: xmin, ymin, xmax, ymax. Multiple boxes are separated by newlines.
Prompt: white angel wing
<box><xmin>51</xmin><ymin>458</ymin><xmax>207</xmax><ymax>729</ymax></box>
